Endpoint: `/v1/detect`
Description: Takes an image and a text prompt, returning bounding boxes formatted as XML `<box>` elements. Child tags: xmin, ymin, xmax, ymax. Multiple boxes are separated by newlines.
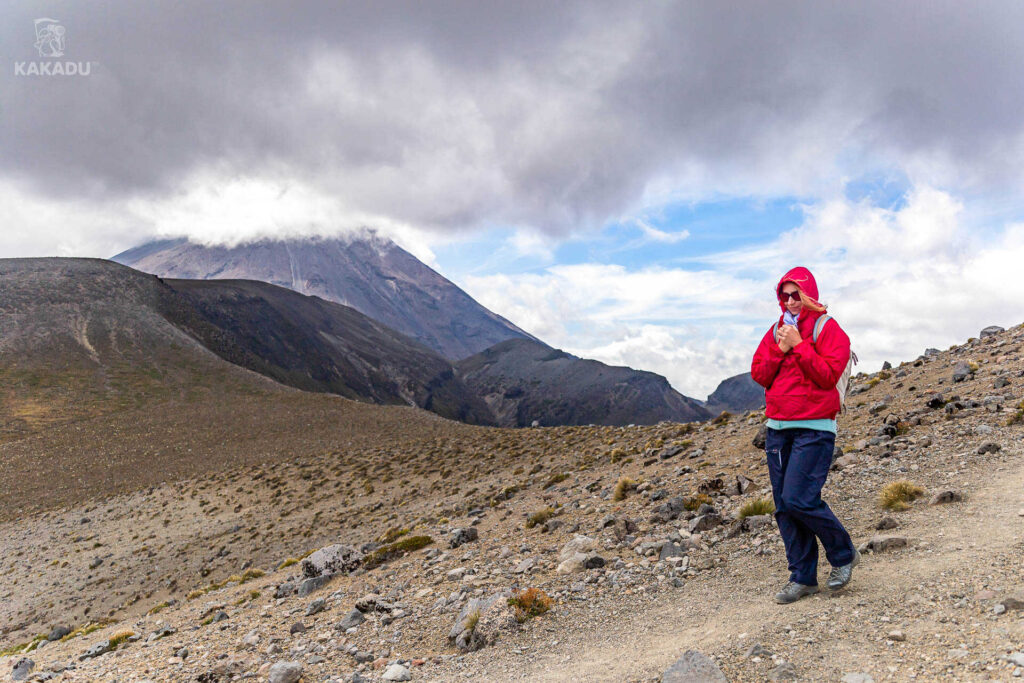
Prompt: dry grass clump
<box><xmin>544</xmin><ymin>472</ymin><xmax>569</xmax><ymax>488</ymax></box>
<box><xmin>0</xmin><ymin>633</ymin><xmax>47</xmax><ymax>656</ymax></box>
<box><xmin>612</xmin><ymin>477</ymin><xmax>638</xmax><ymax>501</ymax></box>
<box><xmin>363</xmin><ymin>535</ymin><xmax>434</xmax><ymax>569</ymax></box>
<box><xmin>879</xmin><ymin>480</ymin><xmax>925</xmax><ymax>511</ymax></box>
<box><xmin>378</xmin><ymin>527</ymin><xmax>409</xmax><ymax>543</ymax></box>
<box><xmin>508</xmin><ymin>587</ymin><xmax>553</xmax><ymax>622</ymax></box>
<box><xmin>609</xmin><ymin>447</ymin><xmax>627</xmax><ymax>463</ymax></box>
<box><xmin>525</xmin><ymin>507</ymin><xmax>556</xmax><ymax>529</ymax></box>
<box><xmin>711</xmin><ymin>411</ymin><xmax>731</xmax><ymax>425</ymax></box>
<box><xmin>682</xmin><ymin>493</ymin><xmax>713</xmax><ymax>511</ymax></box>
<box><xmin>738</xmin><ymin>497</ymin><xmax>776</xmax><ymax>519</ymax></box>
<box><xmin>109</xmin><ymin>630</ymin><xmax>135</xmax><ymax>648</ymax></box>
<box><xmin>1006</xmin><ymin>400</ymin><xmax>1024</xmax><ymax>426</ymax></box>
<box><xmin>147</xmin><ymin>601</ymin><xmax>171</xmax><ymax>615</ymax></box>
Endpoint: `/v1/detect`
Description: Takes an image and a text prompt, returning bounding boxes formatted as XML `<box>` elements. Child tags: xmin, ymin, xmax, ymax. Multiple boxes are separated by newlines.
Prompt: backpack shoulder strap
<box><xmin>812</xmin><ymin>314</ymin><xmax>832</xmax><ymax>343</ymax></box>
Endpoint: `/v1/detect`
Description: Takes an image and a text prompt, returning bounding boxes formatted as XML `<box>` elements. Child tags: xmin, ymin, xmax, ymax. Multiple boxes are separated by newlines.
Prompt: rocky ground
<box><xmin>1</xmin><ymin>324</ymin><xmax>1023</xmax><ymax>682</ymax></box>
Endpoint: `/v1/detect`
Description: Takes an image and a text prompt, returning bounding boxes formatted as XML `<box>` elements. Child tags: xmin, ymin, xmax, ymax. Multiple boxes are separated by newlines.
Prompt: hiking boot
<box><xmin>774</xmin><ymin>581</ymin><xmax>819</xmax><ymax>604</ymax></box>
<box><xmin>827</xmin><ymin>548</ymin><xmax>861</xmax><ymax>591</ymax></box>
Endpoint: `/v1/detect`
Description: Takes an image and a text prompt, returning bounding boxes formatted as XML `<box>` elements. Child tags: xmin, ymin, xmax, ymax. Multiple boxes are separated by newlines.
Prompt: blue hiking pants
<box><xmin>765</xmin><ymin>427</ymin><xmax>855</xmax><ymax>586</ymax></box>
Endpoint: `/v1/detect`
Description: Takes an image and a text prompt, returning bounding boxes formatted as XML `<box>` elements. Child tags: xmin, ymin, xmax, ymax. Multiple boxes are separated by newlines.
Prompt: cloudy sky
<box><xmin>3</xmin><ymin>1</ymin><xmax>1024</xmax><ymax>398</ymax></box>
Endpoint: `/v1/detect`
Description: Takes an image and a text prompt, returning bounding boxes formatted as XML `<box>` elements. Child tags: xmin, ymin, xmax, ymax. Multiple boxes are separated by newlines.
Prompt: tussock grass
<box><xmin>544</xmin><ymin>472</ymin><xmax>569</xmax><ymax>488</ymax></box>
<box><xmin>508</xmin><ymin>587</ymin><xmax>553</xmax><ymax>622</ymax></box>
<box><xmin>683</xmin><ymin>493</ymin><xmax>713</xmax><ymax>511</ymax></box>
<box><xmin>711</xmin><ymin>411</ymin><xmax>731</xmax><ymax>425</ymax></box>
<box><xmin>612</xmin><ymin>477</ymin><xmax>637</xmax><ymax>501</ymax></box>
<box><xmin>525</xmin><ymin>507</ymin><xmax>556</xmax><ymax>529</ymax></box>
<box><xmin>109</xmin><ymin>630</ymin><xmax>135</xmax><ymax>648</ymax></box>
<box><xmin>147</xmin><ymin>601</ymin><xmax>171</xmax><ymax>615</ymax></box>
<box><xmin>378</xmin><ymin>527</ymin><xmax>409</xmax><ymax>543</ymax></box>
<box><xmin>363</xmin><ymin>535</ymin><xmax>434</xmax><ymax>569</ymax></box>
<box><xmin>879</xmin><ymin>480</ymin><xmax>925</xmax><ymax>511</ymax></box>
<box><xmin>738</xmin><ymin>497</ymin><xmax>775</xmax><ymax>519</ymax></box>
<box><xmin>609</xmin><ymin>448</ymin><xmax>627</xmax><ymax>464</ymax></box>
<box><xmin>1006</xmin><ymin>400</ymin><xmax>1024</xmax><ymax>426</ymax></box>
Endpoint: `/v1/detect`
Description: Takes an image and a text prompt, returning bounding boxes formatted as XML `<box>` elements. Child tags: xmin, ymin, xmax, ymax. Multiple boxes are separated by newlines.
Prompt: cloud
<box><xmin>4</xmin><ymin>1</ymin><xmax>1024</xmax><ymax>250</ymax></box>
<box><xmin>634</xmin><ymin>219</ymin><xmax>690</xmax><ymax>244</ymax></box>
<box><xmin>459</xmin><ymin>185</ymin><xmax>1024</xmax><ymax>399</ymax></box>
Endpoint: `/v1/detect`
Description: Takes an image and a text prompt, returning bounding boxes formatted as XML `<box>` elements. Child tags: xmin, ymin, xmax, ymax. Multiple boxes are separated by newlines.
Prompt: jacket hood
<box><xmin>776</xmin><ymin>266</ymin><xmax>821</xmax><ymax>313</ymax></box>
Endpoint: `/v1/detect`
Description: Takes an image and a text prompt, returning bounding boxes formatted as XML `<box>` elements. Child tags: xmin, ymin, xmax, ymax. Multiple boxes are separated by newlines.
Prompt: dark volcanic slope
<box><xmin>0</xmin><ymin>258</ymin><xmax>493</xmax><ymax>438</ymax></box>
<box><xmin>0</xmin><ymin>257</ymin><xmax>286</xmax><ymax>441</ymax></box>
<box><xmin>165</xmin><ymin>278</ymin><xmax>495</xmax><ymax>425</ymax></box>
<box><xmin>456</xmin><ymin>338</ymin><xmax>712</xmax><ymax>427</ymax></box>
<box><xmin>112</xmin><ymin>234</ymin><xmax>537</xmax><ymax>360</ymax></box>
<box><xmin>706</xmin><ymin>372</ymin><xmax>765</xmax><ymax>413</ymax></box>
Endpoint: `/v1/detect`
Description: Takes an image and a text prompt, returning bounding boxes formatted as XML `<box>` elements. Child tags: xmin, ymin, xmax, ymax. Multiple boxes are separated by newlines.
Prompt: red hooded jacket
<box><xmin>750</xmin><ymin>267</ymin><xmax>851</xmax><ymax>420</ymax></box>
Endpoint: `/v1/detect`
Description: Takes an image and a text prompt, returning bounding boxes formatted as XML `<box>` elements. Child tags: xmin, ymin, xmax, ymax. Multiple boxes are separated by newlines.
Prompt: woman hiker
<box><xmin>750</xmin><ymin>266</ymin><xmax>860</xmax><ymax>604</ymax></box>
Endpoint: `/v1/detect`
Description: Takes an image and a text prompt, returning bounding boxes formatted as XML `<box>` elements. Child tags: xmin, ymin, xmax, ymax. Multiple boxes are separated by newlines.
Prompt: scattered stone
<box><xmin>997</xmin><ymin>596</ymin><xmax>1024</xmax><ymax>612</ymax></box>
<box><xmin>297</xmin><ymin>574</ymin><xmax>333</xmax><ymax>597</ymax></box>
<box><xmin>952</xmin><ymin>362</ymin><xmax>972</xmax><ymax>383</ymax></box>
<box><xmin>301</xmin><ymin>544</ymin><xmax>363</xmax><ymax>578</ymax></box>
<box><xmin>267</xmin><ymin>661</ymin><xmax>303</xmax><ymax>683</ymax></box>
<box><xmin>860</xmin><ymin>535</ymin><xmax>908</xmax><ymax>553</ymax></box>
<box><xmin>304</xmin><ymin>598</ymin><xmax>325</xmax><ymax>616</ymax></box>
<box><xmin>382</xmin><ymin>664</ymin><xmax>412</xmax><ymax>681</ymax></box>
<box><xmin>977</xmin><ymin>441</ymin><xmax>1001</xmax><ymax>454</ymax></box>
<box><xmin>543</xmin><ymin>518</ymin><xmax>564</xmax><ymax>533</ymax></box>
<box><xmin>289</xmin><ymin>621</ymin><xmax>306</xmax><ymax>634</ymax></box>
<box><xmin>10</xmin><ymin>658</ymin><xmax>34</xmax><ymax>681</ymax></box>
<box><xmin>752</xmin><ymin>426</ymin><xmax>767</xmax><ymax>450</ymax></box>
<box><xmin>768</xmin><ymin>662</ymin><xmax>800</xmax><ymax>681</ymax></box>
<box><xmin>449</xmin><ymin>527</ymin><xmax>478</xmax><ymax>548</ymax></box>
<box><xmin>832</xmin><ymin>454</ymin><xmax>861</xmax><ymax>471</ymax></box>
<box><xmin>661</xmin><ymin>650</ymin><xmax>727</xmax><ymax>682</ymax></box>
<box><xmin>79</xmin><ymin>640</ymin><xmax>112</xmax><ymax>660</ymax></box>
<box><xmin>448</xmin><ymin>590</ymin><xmax>515</xmax><ymax>652</ymax></box>
<box><xmin>513</xmin><ymin>557</ymin><xmax>535</xmax><ymax>574</ymax></box>
<box><xmin>688</xmin><ymin>512</ymin><xmax>724</xmax><ymax>533</ymax></box>
<box><xmin>355</xmin><ymin>594</ymin><xmax>395</xmax><ymax>613</ymax></box>
<box><xmin>929</xmin><ymin>490</ymin><xmax>962</xmax><ymax>505</ymax></box>
<box><xmin>841</xmin><ymin>674</ymin><xmax>874</xmax><ymax>683</ymax></box>
<box><xmin>274</xmin><ymin>582</ymin><xmax>295</xmax><ymax>599</ymax></box>
<box><xmin>47</xmin><ymin>626</ymin><xmax>71</xmax><ymax>641</ymax></box>
<box><xmin>875</xmin><ymin>516</ymin><xmax>899</xmax><ymax>530</ymax></box>
<box><xmin>888</xmin><ymin>629</ymin><xmax>906</xmax><ymax>642</ymax></box>
<box><xmin>745</xmin><ymin>643</ymin><xmax>771</xmax><ymax>658</ymax></box>
<box><xmin>338</xmin><ymin>608</ymin><xmax>365</xmax><ymax>630</ymax></box>
<box><xmin>651</xmin><ymin>496</ymin><xmax>686</xmax><ymax>523</ymax></box>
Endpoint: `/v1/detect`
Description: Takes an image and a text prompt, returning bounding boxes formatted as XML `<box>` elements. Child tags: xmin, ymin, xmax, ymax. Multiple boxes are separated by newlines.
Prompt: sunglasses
<box><xmin>778</xmin><ymin>290</ymin><xmax>801</xmax><ymax>302</ymax></box>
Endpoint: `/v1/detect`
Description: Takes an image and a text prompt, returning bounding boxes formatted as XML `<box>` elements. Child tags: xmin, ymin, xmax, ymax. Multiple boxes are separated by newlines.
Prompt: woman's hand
<box><xmin>778</xmin><ymin>324</ymin><xmax>803</xmax><ymax>350</ymax></box>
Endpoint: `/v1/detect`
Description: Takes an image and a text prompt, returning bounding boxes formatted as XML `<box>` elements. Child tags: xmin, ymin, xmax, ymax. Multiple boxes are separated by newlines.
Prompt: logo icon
<box><xmin>34</xmin><ymin>18</ymin><xmax>65</xmax><ymax>58</ymax></box>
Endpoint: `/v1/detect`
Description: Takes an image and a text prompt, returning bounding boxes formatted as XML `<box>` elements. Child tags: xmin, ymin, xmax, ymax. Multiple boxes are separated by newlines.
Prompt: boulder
<box><xmin>449</xmin><ymin>527</ymin><xmax>479</xmax><ymax>548</ymax></box>
<box><xmin>752</xmin><ymin>426</ymin><xmax>767</xmax><ymax>450</ymax></box>
<box><xmin>929</xmin><ymin>490</ymin><xmax>962</xmax><ymax>505</ymax></box>
<box><xmin>977</xmin><ymin>442</ymin><xmax>1001</xmax><ymax>454</ymax></box>
<box><xmin>301</xmin><ymin>544</ymin><xmax>363</xmax><ymax>578</ymax></box>
<box><xmin>267</xmin><ymin>661</ymin><xmax>302</xmax><ymax>683</ymax></box>
<box><xmin>382</xmin><ymin>664</ymin><xmax>412</xmax><ymax>682</ymax></box>
<box><xmin>448</xmin><ymin>590</ymin><xmax>515</xmax><ymax>652</ymax></box>
<box><xmin>860</xmin><ymin>535</ymin><xmax>908</xmax><ymax>553</ymax></box>
<box><xmin>651</xmin><ymin>496</ymin><xmax>686</xmax><ymax>523</ymax></box>
<box><xmin>689</xmin><ymin>513</ymin><xmax>724</xmax><ymax>533</ymax></box>
<box><xmin>338</xmin><ymin>608</ymin><xmax>365</xmax><ymax>630</ymax></box>
<box><xmin>10</xmin><ymin>659</ymin><xmax>34</xmax><ymax>682</ymax></box>
<box><xmin>661</xmin><ymin>650</ymin><xmax>727</xmax><ymax>682</ymax></box>
<box><xmin>952</xmin><ymin>362</ymin><xmax>972</xmax><ymax>383</ymax></box>
<box><xmin>558</xmin><ymin>535</ymin><xmax>598</xmax><ymax>562</ymax></box>
<box><xmin>980</xmin><ymin>325</ymin><xmax>1005</xmax><ymax>338</ymax></box>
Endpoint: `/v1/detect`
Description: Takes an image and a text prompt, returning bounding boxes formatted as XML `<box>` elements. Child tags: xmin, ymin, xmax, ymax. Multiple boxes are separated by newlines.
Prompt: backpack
<box><xmin>772</xmin><ymin>314</ymin><xmax>858</xmax><ymax>412</ymax></box>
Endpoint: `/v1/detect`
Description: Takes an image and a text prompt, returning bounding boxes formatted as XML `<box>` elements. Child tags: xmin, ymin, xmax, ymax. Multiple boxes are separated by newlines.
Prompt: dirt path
<box><xmin>446</xmin><ymin>442</ymin><xmax>1024</xmax><ymax>682</ymax></box>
